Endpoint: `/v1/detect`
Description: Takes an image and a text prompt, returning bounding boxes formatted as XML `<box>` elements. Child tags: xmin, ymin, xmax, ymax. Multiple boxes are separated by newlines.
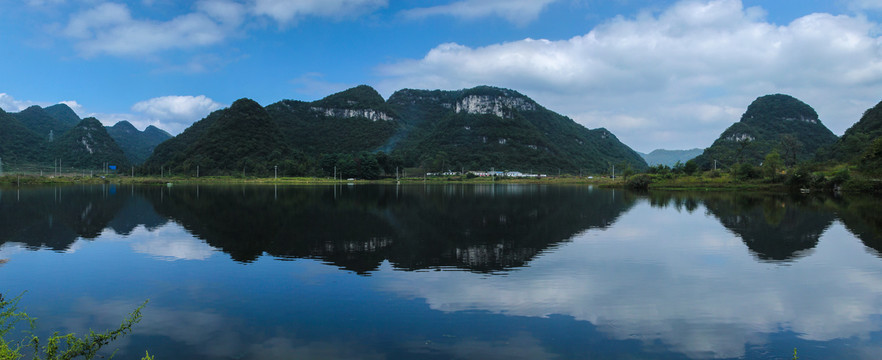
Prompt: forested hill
<box><xmin>143</xmin><ymin>98</ymin><xmax>305</xmax><ymax>176</ymax></box>
<box><xmin>146</xmin><ymin>85</ymin><xmax>647</xmax><ymax>177</ymax></box>
<box><xmin>818</xmin><ymin>100</ymin><xmax>882</xmax><ymax>173</ymax></box>
<box><xmin>106</xmin><ymin>121</ymin><xmax>172</xmax><ymax>165</ymax></box>
<box><xmin>386</xmin><ymin>86</ymin><xmax>648</xmax><ymax>173</ymax></box>
<box><xmin>265</xmin><ymin>85</ymin><xmax>399</xmax><ymax>155</ymax></box>
<box><xmin>0</xmin><ymin>107</ymin><xmax>47</xmax><ymax>163</ymax></box>
<box><xmin>694</xmin><ymin>94</ymin><xmax>837</xmax><ymax>169</ymax></box>
<box><xmin>50</xmin><ymin>117</ymin><xmax>130</xmax><ymax>170</ymax></box>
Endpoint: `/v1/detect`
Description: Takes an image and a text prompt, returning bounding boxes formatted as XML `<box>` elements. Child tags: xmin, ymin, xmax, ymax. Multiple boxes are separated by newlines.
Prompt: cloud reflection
<box><xmin>374</xmin><ymin>202</ymin><xmax>882</xmax><ymax>358</ymax></box>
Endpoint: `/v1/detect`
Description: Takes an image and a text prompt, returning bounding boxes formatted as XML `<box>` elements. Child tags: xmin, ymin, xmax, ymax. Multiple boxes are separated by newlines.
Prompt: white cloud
<box><xmin>63</xmin><ymin>2</ymin><xmax>232</xmax><ymax>57</ymax></box>
<box><xmin>378</xmin><ymin>0</ymin><xmax>882</xmax><ymax>152</ymax></box>
<box><xmin>401</xmin><ymin>0</ymin><xmax>560</xmax><ymax>26</ymax></box>
<box><xmin>131</xmin><ymin>95</ymin><xmax>225</xmax><ymax>134</ymax></box>
<box><xmin>250</xmin><ymin>0</ymin><xmax>387</xmax><ymax>24</ymax></box>
<box><xmin>0</xmin><ymin>93</ymin><xmax>35</xmax><ymax>112</ymax></box>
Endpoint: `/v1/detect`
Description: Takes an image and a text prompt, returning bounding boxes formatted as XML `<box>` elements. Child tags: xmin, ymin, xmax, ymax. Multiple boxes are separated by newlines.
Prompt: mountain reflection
<box><xmin>4</xmin><ymin>184</ymin><xmax>882</xmax><ymax>269</ymax></box>
<box><xmin>645</xmin><ymin>192</ymin><xmax>838</xmax><ymax>262</ymax></box>
<box><xmin>148</xmin><ymin>184</ymin><xmax>639</xmax><ymax>273</ymax></box>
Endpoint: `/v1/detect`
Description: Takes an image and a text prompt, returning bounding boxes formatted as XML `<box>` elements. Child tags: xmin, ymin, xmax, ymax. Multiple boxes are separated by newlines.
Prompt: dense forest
<box><xmin>694</xmin><ymin>94</ymin><xmax>838</xmax><ymax>170</ymax></box>
<box><xmin>140</xmin><ymin>85</ymin><xmax>648</xmax><ymax>178</ymax></box>
<box><xmin>6</xmin><ymin>86</ymin><xmax>882</xmax><ymax>181</ymax></box>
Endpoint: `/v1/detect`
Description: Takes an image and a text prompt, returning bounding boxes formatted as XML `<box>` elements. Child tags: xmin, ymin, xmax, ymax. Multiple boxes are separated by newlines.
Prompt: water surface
<box><xmin>1</xmin><ymin>184</ymin><xmax>881</xmax><ymax>359</ymax></box>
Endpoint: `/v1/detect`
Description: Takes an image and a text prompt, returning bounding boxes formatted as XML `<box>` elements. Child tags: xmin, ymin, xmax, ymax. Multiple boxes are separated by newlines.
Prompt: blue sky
<box><xmin>2</xmin><ymin>0</ymin><xmax>882</xmax><ymax>152</ymax></box>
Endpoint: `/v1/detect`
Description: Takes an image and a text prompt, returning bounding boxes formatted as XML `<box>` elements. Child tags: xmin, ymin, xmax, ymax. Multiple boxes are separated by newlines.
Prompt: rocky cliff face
<box><xmin>309</xmin><ymin>107</ymin><xmax>393</xmax><ymax>121</ymax></box>
<box><xmin>454</xmin><ymin>95</ymin><xmax>536</xmax><ymax>118</ymax></box>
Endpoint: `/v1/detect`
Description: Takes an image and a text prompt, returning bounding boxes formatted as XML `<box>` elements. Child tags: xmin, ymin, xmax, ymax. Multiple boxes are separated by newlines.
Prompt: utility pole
<box><xmin>334</xmin><ymin>166</ymin><xmax>337</xmax><ymax>181</ymax></box>
<box><xmin>197</xmin><ymin>165</ymin><xmax>199</xmax><ymax>178</ymax></box>
<box><xmin>274</xmin><ymin>165</ymin><xmax>278</xmax><ymax>180</ymax></box>
<box><xmin>161</xmin><ymin>166</ymin><xmax>164</xmax><ymax>178</ymax></box>
<box><xmin>714</xmin><ymin>159</ymin><xmax>718</xmax><ymax>171</ymax></box>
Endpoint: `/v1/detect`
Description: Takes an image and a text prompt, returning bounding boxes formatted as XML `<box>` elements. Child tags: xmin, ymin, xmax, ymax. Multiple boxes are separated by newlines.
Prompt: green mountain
<box><xmin>144</xmin><ymin>86</ymin><xmax>647</xmax><ymax>177</ymax></box>
<box><xmin>43</xmin><ymin>103</ymin><xmax>81</xmax><ymax>128</ymax></box>
<box><xmin>817</xmin><ymin>100</ymin><xmax>882</xmax><ymax>170</ymax></box>
<box><xmin>640</xmin><ymin>149</ymin><xmax>703</xmax><ymax>167</ymax></box>
<box><xmin>265</xmin><ymin>85</ymin><xmax>399</xmax><ymax>155</ymax></box>
<box><xmin>106</xmin><ymin>121</ymin><xmax>172</xmax><ymax>165</ymax></box>
<box><xmin>144</xmin><ymin>98</ymin><xmax>301</xmax><ymax>176</ymax></box>
<box><xmin>13</xmin><ymin>105</ymin><xmax>76</xmax><ymax>143</ymax></box>
<box><xmin>0</xmin><ymin>107</ymin><xmax>47</xmax><ymax>165</ymax></box>
<box><xmin>50</xmin><ymin>117</ymin><xmax>130</xmax><ymax>170</ymax></box>
<box><xmin>694</xmin><ymin>94</ymin><xmax>837</xmax><ymax>169</ymax></box>
<box><xmin>387</xmin><ymin>86</ymin><xmax>647</xmax><ymax>173</ymax></box>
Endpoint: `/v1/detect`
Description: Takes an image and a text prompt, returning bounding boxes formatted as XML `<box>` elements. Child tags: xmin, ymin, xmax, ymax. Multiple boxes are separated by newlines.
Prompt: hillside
<box><xmin>265</xmin><ymin>85</ymin><xmax>399</xmax><ymax>155</ymax></box>
<box><xmin>694</xmin><ymin>94</ymin><xmax>837</xmax><ymax>169</ymax></box>
<box><xmin>50</xmin><ymin>117</ymin><xmax>130</xmax><ymax>170</ymax></box>
<box><xmin>0</xmin><ymin>107</ymin><xmax>47</xmax><ymax>164</ymax></box>
<box><xmin>106</xmin><ymin>121</ymin><xmax>172</xmax><ymax>165</ymax></box>
<box><xmin>43</xmin><ymin>103</ymin><xmax>81</xmax><ymax>128</ymax></box>
<box><xmin>640</xmin><ymin>149</ymin><xmax>703</xmax><ymax>167</ymax></box>
<box><xmin>144</xmin><ymin>98</ymin><xmax>302</xmax><ymax>176</ymax></box>
<box><xmin>13</xmin><ymin>105</ymin><xmax>76</xmax><ymax>143</ymax></box>
<box><xmin>818</xmin><ymin>100</ymin><xmax>882</xmax><ymax>167</ymax></box>
<box><xmin>387</xmin><ymin>86</ymin><xmax>647</xmax><ymax>173</ymax></box>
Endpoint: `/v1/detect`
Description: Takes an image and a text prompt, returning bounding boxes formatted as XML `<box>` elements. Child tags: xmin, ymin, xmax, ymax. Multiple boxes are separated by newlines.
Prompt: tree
<box><xmin>683</xmin><ymin>160</ymin><xmax>698</xmax><ymax>175</ymax></box>
<box><xmin>762</xmin><ymin>151</ymin><xmax>783</xmax><ymax>179</ymax></box>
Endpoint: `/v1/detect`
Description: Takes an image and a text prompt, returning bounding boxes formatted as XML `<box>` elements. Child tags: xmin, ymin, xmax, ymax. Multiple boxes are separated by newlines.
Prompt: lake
<box><xmin>1</xmin><ymin>184</ymin><xmax>881</xmax><ymax>359</ymax></box>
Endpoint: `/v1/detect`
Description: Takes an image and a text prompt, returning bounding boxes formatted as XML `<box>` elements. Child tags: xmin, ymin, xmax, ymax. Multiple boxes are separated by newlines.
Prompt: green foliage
<box><xmin>50</xmin><ymin>118</ymin><xmax>131</xmax><ymax>170</ymax></box>
<box><xmin>683</xmin><ymin>159</ymin><xmax>698</xmax><ymax>175</ymax></box>
<box><xmin>695</xmin><ymin>94</ymin><xmax>837</xmax><ymax>170</ymax></box>
<box><xmin>386</xmin><ymin>87</ymin><xmax>647</xmax><ymax>174</ymax></box>
<box><xmin>0</xmin><ymin>294</ymin><xmax>148</xmax><ymax>360</ymax></box>
<box><xmin>762</xmin><ymin>151</ymin><xmax>783</xmax><ymax>178</ymax></box>
<box><xmin>859</xmin><ymin>137</ymin><xmax>882</xmax><ymax>175</ymax></box>
<box><xmin>106</xmin><ymin>121</ymin><xmax>172</xmax><ymax>165</ymax></box>
<box><xmin>820</xmin><ymin>99</ymin><xmax>882</xmax><ymax>163</ymax></box>
<box><xmin>12</xmin><ymin>106</ymin><xmax>75</xmax><ymax>143</ymax></box>
<box><xmin>144</xmin><ymin>98</ymin><xmax>305</xmax><ymax>177</ymax></box>
<box><xmin>736</xmin><ymin>163</ymin><xmax>760</xmax><ymax>180</ymax></box>
<box><xmin>625</xmin><ymin>174</ymin><xmax>652</xmax><ymax>190</ymax></box>
<box><xmin>0</xmin><ymin>108</ymin><xmax>48</xmax><ymax>164</ymax></box>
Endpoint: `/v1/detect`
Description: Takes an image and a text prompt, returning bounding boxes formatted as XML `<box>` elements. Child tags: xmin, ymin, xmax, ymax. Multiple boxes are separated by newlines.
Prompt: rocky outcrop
<box><xmin>309</xmin><ymin>107</ymin><xmax>393</xmax><ymax>121</ymax></box>
<box><xmin>454</xmin><ymin>95</ymin><xmax>536</xmax><ymax>119</ymax></box>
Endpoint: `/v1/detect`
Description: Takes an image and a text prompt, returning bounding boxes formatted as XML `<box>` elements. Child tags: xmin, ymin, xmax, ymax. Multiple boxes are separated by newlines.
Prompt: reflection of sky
<box><xmin>2</xmin><ymin>194</ymin><xmax>882</xmax><ymax>359</ymax></box>
<box><xmin>374</xmin><ymin>202</ymin><xmax>882</xmax><ymax>359</ymax></box>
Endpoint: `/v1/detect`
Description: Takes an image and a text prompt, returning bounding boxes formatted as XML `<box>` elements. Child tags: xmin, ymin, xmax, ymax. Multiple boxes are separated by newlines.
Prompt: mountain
<box><xmin>817</xmin><ymin>99</ymin><xmax>882</xmax><ymax>168</ymax></box>
<box><xmin>50</xmin><ymin>117</ymin><xmax>130</xmax><ymax>170</ymax></box>
<box><xmin>694</xmin><ymin>94</ymin><xmax>837</xmax><ymax>169</ymax></box>
<box><xmin>144</xmin><ymin>98</ymin><xmax>298</xmax><ymax>176</ymax></box>
<box><xmin>12</xmin><ymin>105</ymin><xmax>76</xmax><ymax>143</ymax></box>
<box><xmin>640</xmin><ymin>149</ymin><xmax>703</xmax><ymax>167</ymax></box>
<box><xmin>43</xmin><ymin>103</ymin><xmax>81</xmax><ymax>128</ymax></box>
<box><xmin>106</xmin><ymin>121</ymin><xmax>172</xmax><ymax>165</ymax></box>
<box><xmin>387</xmin><ymin>86</ymin><xmax>647</xmax><ymax>173</ymax></box>
<box><xmin>265</xmin><ymin>85</ymin><xmax>399</xmax><ymax>155</ymax></box>
<box><xmin>0</xmin><ymin>107</ymin><xmax>47</xmax><ymax>165</ymax></box>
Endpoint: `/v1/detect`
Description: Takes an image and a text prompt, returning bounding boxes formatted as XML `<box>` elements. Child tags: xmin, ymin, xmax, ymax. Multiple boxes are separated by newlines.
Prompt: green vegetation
<box><xmin>50</xmin><ymin>118</ymin><xmax>130</xmax><ymax>170</ymax></box>
<box><xmin>694</xmin><ymin>94</ymin><xmax>837</xmax><ymax>170</ymax></box>
<box><xmin>106</xmin><ymin>121</ymin><xmax>171</xmax><ymax>165</ymax></box>
<box><xmin>0</xmin><ymin>293</ymin><xmax>149</xmax><ymax>360</ymax></box>
<box><xmin>0</xmin><ymin>109</ymin><xmax>47</xmax><ymax>164</ymax></box>
<box><xmin>12</xmin><ymin>106</ymin><xmax>75</xmax><ymax>144</ymax></box>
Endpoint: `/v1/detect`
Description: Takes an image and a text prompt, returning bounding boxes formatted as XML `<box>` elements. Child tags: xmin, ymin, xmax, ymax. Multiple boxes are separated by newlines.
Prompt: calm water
<box><xmin>1</xmin><ymin>184</ymin><xmax>882</xmax><ymax>359</ymax></box>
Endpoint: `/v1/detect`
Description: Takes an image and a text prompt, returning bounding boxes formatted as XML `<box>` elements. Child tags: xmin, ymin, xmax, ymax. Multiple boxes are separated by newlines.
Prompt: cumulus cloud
<box><xmin>63</xmin><ymin>2</ymin><xmax>232</xmax><ymax>57</ymax></box>
<box><xmin>401</xmin><ymin>0</ymin><xmax>560</xmax><ymax>26</ymax></box>
<box><xmin>131</xmin><ymin>95</ymin><xmax>225</xmax><ymax>134</ymax></box>
<box><xmin>379</xmin><ymin>0</ymin><xmax>882</xmax><ymax>151</ymax></box>
<box><xmin>0</xmin><ymin>93</ymin><xmax>34</xmax><ymax>112</ymax></box>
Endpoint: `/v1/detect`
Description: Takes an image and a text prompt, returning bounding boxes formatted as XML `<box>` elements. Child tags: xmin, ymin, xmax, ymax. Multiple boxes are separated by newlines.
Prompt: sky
<box><xmin>2</xmin><ymin>0</ymin><xmax>882</xmax><ymax>153</ymax></box>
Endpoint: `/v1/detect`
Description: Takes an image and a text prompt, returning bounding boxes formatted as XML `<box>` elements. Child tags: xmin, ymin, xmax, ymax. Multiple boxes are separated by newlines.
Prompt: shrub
<box><xmin>626</xmin><ymin>174</ymin><xmax>652</xmax><ymax>190</ymax></box>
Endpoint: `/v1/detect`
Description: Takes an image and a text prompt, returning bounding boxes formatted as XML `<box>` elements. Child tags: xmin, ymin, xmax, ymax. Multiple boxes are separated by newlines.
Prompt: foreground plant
<box><xmin>0</xmin><ymin>293</ymin><xmax>150</xmax><ymax>360</ymax></box>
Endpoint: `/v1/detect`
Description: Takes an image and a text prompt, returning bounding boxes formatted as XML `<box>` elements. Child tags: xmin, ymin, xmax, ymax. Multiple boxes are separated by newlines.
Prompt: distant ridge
<box><xmin>640</xmin><ymin>149</ymin><xmax>703</xmax><ymax>167</ymax></box>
